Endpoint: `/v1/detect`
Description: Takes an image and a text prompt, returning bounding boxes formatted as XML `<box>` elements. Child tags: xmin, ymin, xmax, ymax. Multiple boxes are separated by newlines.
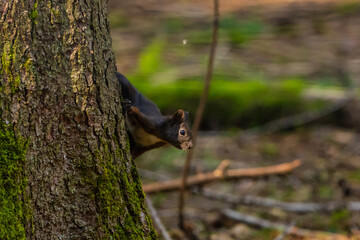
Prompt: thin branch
<box><xmin>178</xmin><ymin>0</ymin><xmax>220</xmax><ymax>230</ymax></box>
<box><xmin>222</xmin><ymin>209</ymin><xmax>358</xmax><ymax>240</ymax></box>
<box><xmin>145</xmin><ymin>196</ymin><xmax>173</xmax><ymax>240</ymax></box>
<box><xmin>198</xmin><ymin>188</ymin><xmax>360</xmax><ymax>213</ymax></box>
<box><xmin>144</xmin><ymin>160</ymin><xmax>301</xmax><ymax>194</ymax></box>
<box><xmin>213</xmin><ymin>159</ymin><xmax>230</xmax><ymax>177</ymax></box>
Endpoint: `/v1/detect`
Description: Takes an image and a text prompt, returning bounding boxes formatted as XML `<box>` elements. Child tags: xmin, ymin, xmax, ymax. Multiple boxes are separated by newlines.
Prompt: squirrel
<box><xmin>117</xmin><ymin>73</ymin><xmax>193</xmax><ymax>159</ymax></box>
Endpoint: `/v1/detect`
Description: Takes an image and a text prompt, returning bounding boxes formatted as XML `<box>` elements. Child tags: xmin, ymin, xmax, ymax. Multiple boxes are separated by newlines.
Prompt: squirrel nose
<box><xmin>181</xmin><ymin>141</ymin><xmax>193</xmax><ymax>150</ymax></box>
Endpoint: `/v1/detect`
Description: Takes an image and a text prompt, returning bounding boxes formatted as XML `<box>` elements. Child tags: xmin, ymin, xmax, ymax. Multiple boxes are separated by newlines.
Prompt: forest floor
<box><xmin>108</xmin><ymin>0</ymin><xmax>360</xmax><ymax>239</ymax></box>
<box><xmin>138</xmin><ymin>126</ymin><xmax>360</xmax><ymax>239</ymax></box>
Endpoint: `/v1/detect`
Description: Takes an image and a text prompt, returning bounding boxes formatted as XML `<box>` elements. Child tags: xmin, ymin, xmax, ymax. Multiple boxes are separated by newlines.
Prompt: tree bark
<box><xmin>0</xmin><ymin>0</ymin><xmax>156</xmax><ymax>239</ymax></box>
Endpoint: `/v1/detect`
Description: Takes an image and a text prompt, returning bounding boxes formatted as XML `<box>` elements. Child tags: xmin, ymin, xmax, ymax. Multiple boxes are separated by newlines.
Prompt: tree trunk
<box><xmin>0</xmin><ymin>0</ymin><xmax>156</xmax><ymax>239</ymax></box>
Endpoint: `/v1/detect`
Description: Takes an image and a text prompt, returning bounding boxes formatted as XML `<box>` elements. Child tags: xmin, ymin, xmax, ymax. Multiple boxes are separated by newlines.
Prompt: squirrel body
<box><xmin>117</xmin><ymin>73</ymin><xmax>193</xmax><ymax>158</ymax></box>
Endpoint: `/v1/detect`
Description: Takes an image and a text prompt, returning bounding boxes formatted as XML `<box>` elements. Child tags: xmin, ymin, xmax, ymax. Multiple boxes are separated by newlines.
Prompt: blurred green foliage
<box><xmin>261</xmin><ymin>142</ymin><xmax>279</xmax><ymax>157</ymax></box>
<box><xmin>329</xmin><ymin>210</ymin><xmax>350</xmax><ymax>232</ymax></box>
<box><xmin>250</xmin><ymin>228</ymin><xmax>278</xmax><ymax>240</ymax></box>
<box><xmin>108</xmin><ymin>11</ymin><xmax>129</xmax><ymax>28</ymax></box>
<box><xmin>183</xmin><ymin>17</ymin><xmax>266</xmax><ymax>45</ymax></box>
<box><xmin>348</xmin><ymin>169</ymin><xmax>360</xmax><ymax>182</ymax></box>
<box><xmin>297</xmin><ymin>209</ymin><xmax>351</xmax><ymax>233</ymax></box>
<box><xmin>129</xmin><ymin>75</ymin><xmax>305</xmax><ymax>129</ymax></box>
<box><xmin>334</xmin><ymin>1</ymin><xmax>360</xmax><ymax>16</ymax></box>
<box><xmin>114</xmin><ymin>11</ymin><xmax>324</xmax><ymax>130</ymax></box>
<box><xmin>220</xmin><ymin>16</ymin><xmax>265</xmax><ymax>45</ymax></box>
<box><xmin>164</xmin><ymin>18</ymin><xmax>185</xmax><ymax>34</ymax></box>
<box><xmin>137</xmin><ymin>38</ymin><xmax>166</xmax><ymax>76</ymax></box>
<box><xmin>318</xmin><ymin>185</ymin><xmax>333</xmax><ymax>199</ymax></box>
<box><xmin>110</xmin><ymin>8</ymin><xmax>355</xmax><ymax>131</ymax></box>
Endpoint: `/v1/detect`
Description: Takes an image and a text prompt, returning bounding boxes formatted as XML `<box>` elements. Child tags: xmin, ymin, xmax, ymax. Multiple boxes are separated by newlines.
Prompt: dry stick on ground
<box><xmin>145</xmin><ymin>196</ymin><xmax>173</xmax><ymax>240</ymax></box>
<box><xmin>222</xmin><ymin>209</ymin><xmax>359</xmax><ymax>240</ymax></box>
<box><xmin>178</xmin><ymin>0</ymin><xmax>220</xmax><ymax>231</ymax></box>
<box><xmin>198</xmin><ymin>188</ymin><xmax>360</xmax><ymax>213</ymax></box>
<box><xmin>144</xmin><ymin>159</ymin><xmax>301</xmax><ymax>194</ymax></box>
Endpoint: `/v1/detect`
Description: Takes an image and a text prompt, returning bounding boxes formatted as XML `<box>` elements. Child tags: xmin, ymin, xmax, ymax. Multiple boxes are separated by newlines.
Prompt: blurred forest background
<box><xmin>108</xmin><ymin>0</ymin><xmax>360</xmax><ymax>239</ymax></box>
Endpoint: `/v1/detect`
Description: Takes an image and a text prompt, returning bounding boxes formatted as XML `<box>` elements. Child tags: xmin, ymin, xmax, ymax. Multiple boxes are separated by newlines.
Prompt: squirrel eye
<box><xmin>180</xmin><ymin>130</ymin><xmax>186</xmax><ymax>136</ymax></box>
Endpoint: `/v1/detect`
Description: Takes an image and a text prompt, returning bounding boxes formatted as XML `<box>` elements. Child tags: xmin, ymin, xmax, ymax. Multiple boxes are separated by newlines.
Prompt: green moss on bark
<box><xmin>94</xmin><ymin>139</ymin><xmax>157</xmax><ymax>239</ymax></box>
<box><xmin>1</xmin><ymin>47</ymin><xmax>15</xmax><ymax>91</ymax></box>
<box><xmin>0</xmin><ymin>123</ymin><xmax>30</xmax><ymax>239</ymax></box>
<box><xmin>1</xmin><ymin>31</ymin><xmax>24</xmax><ymax>93</ymax></box>
<box><xmin>30</xmin><ymin>2</ymin><xmax>38</xmax><ymax>24</ymax></box>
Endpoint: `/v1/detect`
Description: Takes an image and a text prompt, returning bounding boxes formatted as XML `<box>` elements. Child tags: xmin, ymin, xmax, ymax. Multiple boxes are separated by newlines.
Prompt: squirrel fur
<box><xmin>117</xmin><ymin>73</ymin><xmax>193</xmax><ymax>159</ymax></box>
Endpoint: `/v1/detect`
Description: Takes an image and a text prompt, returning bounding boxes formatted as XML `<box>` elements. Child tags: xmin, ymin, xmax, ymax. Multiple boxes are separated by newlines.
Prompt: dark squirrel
<box><xmin>117</xmin><ymin>73</ymin><xmax>193</xmax><ymax>159</ymax></box>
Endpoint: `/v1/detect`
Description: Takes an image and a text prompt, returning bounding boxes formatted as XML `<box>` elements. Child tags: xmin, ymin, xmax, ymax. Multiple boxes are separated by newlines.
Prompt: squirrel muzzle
<box><xmin>181</xmin><ymin>140</ymin><xmax>193</xmax><ymax>150</ymax></box>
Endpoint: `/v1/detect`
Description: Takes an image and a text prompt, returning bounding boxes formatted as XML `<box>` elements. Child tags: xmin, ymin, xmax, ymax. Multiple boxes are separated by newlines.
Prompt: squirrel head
<box><xmin>164</xmin><ymin>109</ymin><xmax>193</xmax><ymax>150</ymax></box>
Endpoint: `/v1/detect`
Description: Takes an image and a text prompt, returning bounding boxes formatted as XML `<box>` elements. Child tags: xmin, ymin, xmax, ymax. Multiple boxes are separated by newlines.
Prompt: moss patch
<box><xmin>1</xmin><ymin>33</ymin><xmax>23</xmax><ymax>93</ymax></box>
<box><xmin>30</xmin><ymin>2</ymin><xmax>38</xmax><ymax>24</ymax></box>
<box><xmin>0</xmin><ymin>123</ymin><xmax>30</xmax><ymax>239</ymax></box>
<box><xmin>93</xmin><ymin>139</ymin><xmax>157</xmax><ymax>239</ymax></box>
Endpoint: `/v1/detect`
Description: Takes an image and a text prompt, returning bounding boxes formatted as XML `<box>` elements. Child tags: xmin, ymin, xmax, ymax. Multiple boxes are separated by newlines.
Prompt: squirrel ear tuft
<box><xmin>172</xmin><ymin>109</ymin><xmax>185</xmax><ymax>122</ymax></box>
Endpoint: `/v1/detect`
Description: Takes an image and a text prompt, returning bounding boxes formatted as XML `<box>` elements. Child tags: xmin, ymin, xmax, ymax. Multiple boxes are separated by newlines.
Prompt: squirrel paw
<box><xmin>122</xmin><ymin>99</ymin><xmax>132</xmax><ymax>109</ymax></box>
<box><xmin>128</xmin><ymin>106</ymin><xmax>140</xmax><ymax>115</ymax></box>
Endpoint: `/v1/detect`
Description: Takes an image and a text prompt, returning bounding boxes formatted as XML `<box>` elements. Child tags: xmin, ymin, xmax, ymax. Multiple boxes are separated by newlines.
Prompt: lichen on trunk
<box><xmin>0</xmin><ymin>0</ymin><xmax>156</xmax><ymax>238</ymax></box>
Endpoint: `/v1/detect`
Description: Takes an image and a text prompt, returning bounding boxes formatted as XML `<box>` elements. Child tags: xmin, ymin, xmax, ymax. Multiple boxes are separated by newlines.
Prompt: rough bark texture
<box><xmin>0</xmin><ymin>0</ymin><xmax>156</xmax><ymax>239</ymax></box>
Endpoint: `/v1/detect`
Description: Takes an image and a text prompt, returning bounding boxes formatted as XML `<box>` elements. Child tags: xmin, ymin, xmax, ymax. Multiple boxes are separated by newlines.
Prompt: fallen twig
<box><xmin>198</xmin><ymin>188</ymin><xmax>360</xmax><ymax>213</ymax></box>
<box><xmin>144</xmin><ymin>160</ymin><xmax>301</xmax><ymax>194</ymax></box>
<box><xmin>145</xmin><ymin>196</ymin><xmax>173</xmax><ymax>240</ymax></box>
<box><xmin>222</xmin><ymin>209</ymin><xmax>359</xmax><ymax>240</ymax></box>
